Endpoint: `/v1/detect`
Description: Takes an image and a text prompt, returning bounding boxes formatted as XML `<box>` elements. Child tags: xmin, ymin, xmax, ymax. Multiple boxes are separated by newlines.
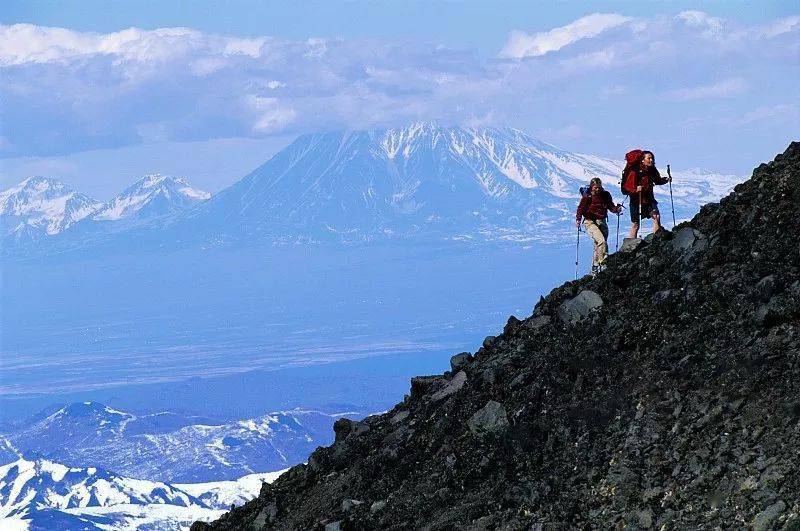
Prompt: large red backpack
<box><xmin>620</xmin><ymin>149</ymin><xmax>643</xmax><ymax>196</ymax></box>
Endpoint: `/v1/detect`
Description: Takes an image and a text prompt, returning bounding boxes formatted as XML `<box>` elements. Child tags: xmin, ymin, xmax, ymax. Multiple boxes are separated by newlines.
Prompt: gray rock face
<box><xmin>619</xmin><ymin>237</ymin><xmax>643</xmax><ymax>253</ymax></box>
<box><xmin>467</xmin><ymin>401</ymin><xmax>509</xmax><ymax>435</ymax></box>
<box><xmin>557</xmin><ymin>290</ymin><xmax>603</xmax><ymax>324</ymax></box>
<box><xmin>430</xmin><ymin>371</ymin><xmax>467</xmax><ymax>402</ymax></box>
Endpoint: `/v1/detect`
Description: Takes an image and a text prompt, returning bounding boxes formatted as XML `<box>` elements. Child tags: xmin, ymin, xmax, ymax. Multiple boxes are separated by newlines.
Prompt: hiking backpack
<box><xmin>621</xmin><ymin>149</ymin><xmax>643</xmax><ymax>196</ymax></box>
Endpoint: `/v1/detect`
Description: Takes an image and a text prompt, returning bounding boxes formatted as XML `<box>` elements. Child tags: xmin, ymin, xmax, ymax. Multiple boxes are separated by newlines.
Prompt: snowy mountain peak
<box><xmin>0</xmin><ymin>176</ymin><xmax>103</xmax><ymax>237</ymax></box>
<box><xmin>92</xmin><ymin>173</ymin><xmax>210</xmax><ymax>221</ymax></box>
<box><xmin>184</xmin><ymin>124</ymin><xmax>653</xmax><ymax>242</ymax></box>
<box><xmin>0</xmin><ymin>455</ymin><xmax>279</xmax><ymax>529</ymax></box>
<box><xmin>0</xmin><ymin>457</ymin><xmax>199</xmax><ymax>520</ymax></box>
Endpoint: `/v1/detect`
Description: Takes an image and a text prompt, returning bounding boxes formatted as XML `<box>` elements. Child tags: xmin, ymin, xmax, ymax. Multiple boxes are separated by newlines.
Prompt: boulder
<box><xmin>753</xmin><ymin>500</ymin><xmax>786</xmax><ymax>531</ymax></box>
<box><xmin>430</xmin><ymin>371</ymin><xmax>467</xmax><ymax>401</ymax></box>
<box><xmin>557</xmin><ymin>290</ymin><xmax>604</xmax><ymax>324</ymax></box>
<box><xmin>450</xmin><ymin>352</ymin><xmax>472</xmax><ymax>372</ymax></box>
<box><xmin>619</xmin><ymin>237</ymin><xmax>643</xmax><ymax>253</ymax></box>
<box><xmin>670</xmin><ymin>227</ymin><xmax>708</xmax><ymax>259</ymax></box>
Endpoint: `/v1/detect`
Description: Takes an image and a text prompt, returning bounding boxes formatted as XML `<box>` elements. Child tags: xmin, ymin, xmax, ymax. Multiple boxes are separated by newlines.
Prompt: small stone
<box><xmin>324</xmin><ymin>521</ymin><xmax>342</xmax><ymax>531</ymax></box>
<box><xmin>526</xmin><ymin>315</ymin><xmax>551</xmax><ymax>330</ymax></box>
<box><xmin>370</xmin><ymin>500</ymin><xmax>387</xmax><ymax>513</ymax></box>
<box><xmin>753</xmin><ymin>500</ymin><xmax>786</xmax><ymax>531</ymax></box>
<box><xmin>755</xmin><ymin>275</ymin><xmax>778</xmax><ymax>301</ymax></box>
<box><xmin>468</xmin><ymin>400</ymin><xmax>509</xmax><ymax>435</ymax></box>
<box><xmin>637</xmin><ymin>508</ymin><xmax>653</xmax><ymax>528</ymax></box>
<box><xmin>341</xmin><ymin>499</ymin><xmax>363</xmax><ymax>512</ymax></box>
<box><xmin>390</xmin><ymin>411</ymin><xmax>409</xmax><ymax>424</ymax></box>
<box><xmin>251</xmin><ymin>502</ymin><xmax>278</xmax><ymax>527</ymax></box>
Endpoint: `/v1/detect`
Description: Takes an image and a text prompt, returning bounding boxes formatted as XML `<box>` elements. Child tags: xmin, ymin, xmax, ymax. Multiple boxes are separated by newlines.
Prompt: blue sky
<box><xmin>1</xmin><ymin>1</ymin><xmax>797</xmax><ymax>198</ymax></box>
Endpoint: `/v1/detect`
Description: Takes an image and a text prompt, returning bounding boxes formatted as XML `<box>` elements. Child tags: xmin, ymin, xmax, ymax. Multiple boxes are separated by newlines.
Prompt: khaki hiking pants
<box><xmin>583</xmin><ymin>219</ymin><xmax>609</xmax><ymax>267</ymax></box>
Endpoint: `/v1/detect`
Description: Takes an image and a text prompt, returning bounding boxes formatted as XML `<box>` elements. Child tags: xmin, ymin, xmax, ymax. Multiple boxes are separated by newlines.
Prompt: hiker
<box><xmin>575</xmin><ymin>177</ymin><xmax>622</xmax><ymax>274</ymax></box>
<box><xmin>622</xmin><ymin>150</ymin><xmax>671</xmax><ymax>238</ymax></box>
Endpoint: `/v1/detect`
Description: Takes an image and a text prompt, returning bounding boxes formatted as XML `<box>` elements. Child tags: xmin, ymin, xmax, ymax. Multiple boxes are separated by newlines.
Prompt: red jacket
<box><xmin>576</xmin><ymin>190</ymin><xmax>621</xmax><ymax>222</ymax></box>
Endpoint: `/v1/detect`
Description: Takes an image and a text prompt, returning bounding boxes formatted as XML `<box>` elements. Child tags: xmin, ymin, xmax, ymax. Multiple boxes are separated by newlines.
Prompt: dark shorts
<box><xmin>629</xmin><ymin>199</ymin><xmax>659</xmax><ymax>223</ymax></box>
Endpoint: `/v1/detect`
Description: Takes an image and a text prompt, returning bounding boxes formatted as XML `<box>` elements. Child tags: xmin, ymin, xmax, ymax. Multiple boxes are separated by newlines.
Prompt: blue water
<box><xmin>1</xmin><ymin>240</ymin><xmax>582</xmax><ymax>424</ymax></box>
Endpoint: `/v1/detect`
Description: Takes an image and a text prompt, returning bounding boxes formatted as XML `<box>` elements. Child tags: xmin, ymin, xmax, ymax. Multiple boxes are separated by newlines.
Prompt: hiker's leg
<box><xmin>628</xmin><ymin>198</ymin><xmax>640</xmax><ymax>238</ymax></box>
<box><xmin>598</xmin><ymin>221</ymin><xmax>609</xmax><ymax>264</ymax></box>
<box><xmin>652</xmin><ymin>213</ymin><xmax>662</xmax><ymax>233</ymax></box>
<box><xmin>584</xmin><ymin>221</ymin><xmax>605</xmax><ymax>266</ymax></box>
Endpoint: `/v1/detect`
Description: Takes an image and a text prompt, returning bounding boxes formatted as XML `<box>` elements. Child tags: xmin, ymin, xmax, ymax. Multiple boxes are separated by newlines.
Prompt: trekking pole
<box><xmin>615</xmin><ymin>196</ymin><xmax>628</xmax><ymax>251</ymax></box>
<box><xmin>575</xmin><ymin>225</ymin><xmax>581</xmax><ymax>280</ymax></box>
<box><xmin>667</xmin><ymin>164</ymin><xmax>676</xmax><ymax>228</ymax></box>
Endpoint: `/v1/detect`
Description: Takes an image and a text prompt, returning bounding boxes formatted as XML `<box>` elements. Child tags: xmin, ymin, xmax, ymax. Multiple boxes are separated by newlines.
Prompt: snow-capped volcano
<box><xmin>92</xmin><ymin>173</ymin><xmax>210</xmax><ymax>221</ymax></box>
<box><xmin>0</xmin><ymin>176</ymin><xmax>102</xmax><ymax>240</ymax></box>
<box><xmin>179</xmin><ymin>122</ymin><xmax>742</xmax><ymax>243</ymax></box>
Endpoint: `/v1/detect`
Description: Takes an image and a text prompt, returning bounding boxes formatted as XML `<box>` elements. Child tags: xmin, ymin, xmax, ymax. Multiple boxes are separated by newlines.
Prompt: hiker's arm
<box><xmin>652</xmin><ymin>169</ymin><xmax>669</xmax><ymax>185</ymax></box>
<box><xmin>605</xmin><ymin>194</ymin><xmax>620</xmax><ymax>213</ymax></box>
<box><xmin>575</xmin><ymin>196</ymin><xmax>588</xmax><ymax>226</ymax></box>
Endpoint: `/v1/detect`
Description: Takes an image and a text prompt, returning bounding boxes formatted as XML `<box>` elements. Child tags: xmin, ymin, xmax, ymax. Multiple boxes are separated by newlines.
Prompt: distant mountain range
<box><xmin>0</xmin><ymin>401</ymin><xmax>351</xmax><ymax>529</ymax></box>
<box><xmin>1</xmin><ymin>401</ymin><xmax>351</xmax><ymax>483</ymax></box>
<box><xmin>0</xmin><ymin>457</ymin><xmax>283</xmax><ymax>530</ymax></box>
<box><xmin>1</xmin><ymin>124</ymin><xmax>743</xmax><ymax>254</ymax></box>
<box><xmin>0</xmin><ymin>174</ymin><xmax>209</xmax><ymax>250</ymax></box>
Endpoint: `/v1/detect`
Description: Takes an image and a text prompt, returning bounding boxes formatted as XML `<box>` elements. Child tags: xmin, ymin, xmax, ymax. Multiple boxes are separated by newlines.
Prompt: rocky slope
<box><xmin>195</xmin><ymin>143</ymin><xmax>800</xmax><ymax>529</ymax></box>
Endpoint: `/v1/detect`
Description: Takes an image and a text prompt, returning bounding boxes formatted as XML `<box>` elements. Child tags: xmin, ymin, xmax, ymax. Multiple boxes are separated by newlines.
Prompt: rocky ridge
<box><xmin>194</xmin><ymin>143</ymin><xmax>800</xmax><ymax>529</ymax></box>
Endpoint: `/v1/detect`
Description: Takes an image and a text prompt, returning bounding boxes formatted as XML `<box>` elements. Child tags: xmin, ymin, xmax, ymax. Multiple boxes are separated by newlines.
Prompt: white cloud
<box><xmin>756</xmin><ymin>15</ymin><xmax>800</xmax><ymax>38</ymax></box>
<box><xmin>500</xmin><ymin>13</ymin><xmax>632</xmax><ymax>58</ymax></box>
<box><xmin>737</xmin><ymin>103</ymin><xmax>799</xmax><ymax>125</ymax></box>
<box><xmin>676</xmin><ymin>11</ymin><xmax>724</xmax><ymax>38</ymax></box>
<box><xmin>247</xmin><ymin>96</ymin><xmax>297</xmax><ymax>132</ymax></box>
<box><xmin>665</xmin><ymin>78</ymin><xmax>747</xmax><ymax>101</ymax></box>
<box><xmin>0</xmin><ymin>13</ymin><xmax>794</xmax><ymax>160</ymax></box>
<box><xmin>0</xmin><ymin>24</ymin><xmax>265</xmax><ymax>66</ymax></box>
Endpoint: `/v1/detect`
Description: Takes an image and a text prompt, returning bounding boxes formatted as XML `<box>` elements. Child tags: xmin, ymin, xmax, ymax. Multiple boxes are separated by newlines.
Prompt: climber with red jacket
<box><xmin>622</xmin><ymin>149</ymin><xmax>671</xmax><ymax>238</ymax></box>
<box><xmin>575</xmin><ymin>177</ymin><xmax>622</xmax><ymax>274</ymax></box>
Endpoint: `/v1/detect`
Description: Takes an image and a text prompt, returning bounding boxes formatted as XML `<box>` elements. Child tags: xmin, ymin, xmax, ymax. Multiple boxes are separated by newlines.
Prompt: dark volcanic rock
<box><xmin>193</xmin><ymin>143</ymin><xmax>800</xmax><ymax>530</ymax></box>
